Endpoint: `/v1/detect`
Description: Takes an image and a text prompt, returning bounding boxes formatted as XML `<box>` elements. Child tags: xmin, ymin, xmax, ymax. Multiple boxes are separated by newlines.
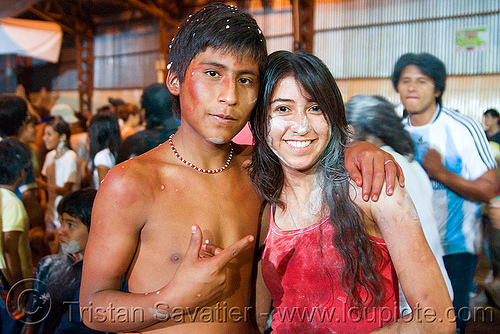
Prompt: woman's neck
<box><xmin>276</xmin><ymin>174</ymin><xmax>326</xmax><ymax>230</ymax></box>
<box><xmin>282</xmin><ymin>170</ymin><xmax>316</xmax><ymax>200</ymax></box>
<box><xmin>56</xmin><ymin>142</ymin><xmax>69</xmax><ymax>158</ymax></box>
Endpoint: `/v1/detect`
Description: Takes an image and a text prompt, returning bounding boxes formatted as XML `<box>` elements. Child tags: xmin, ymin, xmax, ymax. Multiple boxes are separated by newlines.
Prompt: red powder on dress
<box><xmin>261</xmin><ymin>214</ymin><xmax>399</xmax><ymax>333</ymax></box>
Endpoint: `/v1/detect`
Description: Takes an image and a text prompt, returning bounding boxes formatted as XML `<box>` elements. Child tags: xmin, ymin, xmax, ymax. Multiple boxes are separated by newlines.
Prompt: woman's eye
<box><xmin>207</xmin><ymin>71</ymin><xmax>218</xmax><ymax>77</ymax></box>
<box><xmin>278</xmin><ymin>106</ymin><xmax>289</xmax><ymax>113</ymax></box>
<box><xmin>309</xmin><ymin>105</ymin><xmax>321</xmax><ymax>113</ymax></box>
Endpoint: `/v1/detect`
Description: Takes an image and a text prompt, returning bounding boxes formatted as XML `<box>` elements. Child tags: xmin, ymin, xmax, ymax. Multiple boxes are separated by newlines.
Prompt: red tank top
<box><xmin>261</xmin><ymin>214</ymin><xmax>399</xmax><ymax>333</ymax></box>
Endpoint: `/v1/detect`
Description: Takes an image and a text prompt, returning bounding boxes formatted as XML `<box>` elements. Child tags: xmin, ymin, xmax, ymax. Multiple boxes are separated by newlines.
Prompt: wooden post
<box><xmin>76</xmin><ymin>34</ymin><xmax>94</xmax><ymax>113</ymax></box>
<box><xmin>291</xmin><ymin>0</ymin><xmax>315</xmax><ymax>53</ymax></box>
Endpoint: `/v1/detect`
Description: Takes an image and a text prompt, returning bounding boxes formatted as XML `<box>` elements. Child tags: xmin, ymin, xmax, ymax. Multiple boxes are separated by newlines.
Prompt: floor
<box><xmin>467</xmin><ymin>253</ymin><xmax>500</xmax><ymax>333</ymax></box>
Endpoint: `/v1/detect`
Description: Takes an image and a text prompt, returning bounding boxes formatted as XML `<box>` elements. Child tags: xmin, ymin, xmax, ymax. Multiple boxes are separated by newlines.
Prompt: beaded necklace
<box><xmin>168</xmin><ymin>134</ymin><xmax>233</xmax><ymax>174</ymax></box>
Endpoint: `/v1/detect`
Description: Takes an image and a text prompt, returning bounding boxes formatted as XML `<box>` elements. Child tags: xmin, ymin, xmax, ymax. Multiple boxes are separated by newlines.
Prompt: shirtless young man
<box><xmin>80</xmin><ymin>4</ymin><xmax>403</xmax><ymax>333</ymax></box>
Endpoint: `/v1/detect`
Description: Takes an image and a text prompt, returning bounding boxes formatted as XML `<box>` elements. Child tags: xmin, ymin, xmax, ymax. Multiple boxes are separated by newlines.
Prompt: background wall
<box><xmin>313</xmin><ymin>0</ymin><xmax>500</xmax><ymax>120</ymax></box>
<box><xmin>37</xmin><ymin>0</ymin><xmax>500</xmax><ymax>122</ymax></box>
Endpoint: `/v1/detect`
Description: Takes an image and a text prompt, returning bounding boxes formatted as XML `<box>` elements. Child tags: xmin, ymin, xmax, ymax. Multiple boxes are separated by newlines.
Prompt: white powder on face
<box><xmin>267</xmin><ymin>114</ymin><xmax>322</xmax><ymax>170</ymax></box>
<box><xmin>61</xmin><ymin>240</ymin><xmax>81</xmax><ymax>255</ymax></box>
<box><xmin>267</xmin><ymin>117</ymin><xmax>291</xmax><ymax>167</ymax></box>
<box><xmin>290</xmin><ymin>114</ymin><xmax>312</xmax><ymax>135</ymax></box>
<box><xmin>270</xmin><ymin>146</ymin><xmax>294</xmax><ymax>169</ymax></box>
<box><xmin>206</xmin><ymin>137</ymin><xmax>225</xmax><ymax>144</ymax></box>
<box><xmin>268</xmin><ymin>116</ymin><xmax>287</xmax><ymax>136</ymax></box>
<box><xmin>267</xmin><ymin>117</ymin><xmax>289</xmax><ymax>147</ymax></box>
<box><xmin>269</xmin><ymin>114</ymin><xmax>314</xmax><ymax>139</ymax></box>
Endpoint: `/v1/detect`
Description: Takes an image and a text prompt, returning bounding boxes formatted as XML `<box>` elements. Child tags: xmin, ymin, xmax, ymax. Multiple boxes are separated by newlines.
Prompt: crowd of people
<box><xmin>0</xmin><ymin>82</ymin><xmax>178</xmax><ymax>333</ymax></box>
<box><xmin>0</xmin><ymin>3</ymin><xmax>499</xmax><ymax>334</ymax></box>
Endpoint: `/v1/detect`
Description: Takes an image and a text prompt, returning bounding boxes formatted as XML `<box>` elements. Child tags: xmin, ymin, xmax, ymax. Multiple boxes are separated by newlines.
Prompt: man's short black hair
<box><xmin>57</xmin><ymin>188</ymin><xmax>97</xmax><ymax>230</ymax></box>
<box><xmin>0</xmin><ymin>94</ymin><xmax>28</xmax><ymax>137</ymax></box>
<box><xmin>168</xmin><ymin>3</ymin><xmax>267</xmax><ymax>118</ymax></box>
<box><xmin>392</xmin><ymin>53</ymin><xmax>447</xmax><ymax>106</ymax></box>
<box><xmin>0</xmin><ymin>138</ymin><xmax>31</xmax><ymax>185</ymax></box>
<box><xmin>484</xmin><ymin>108</ymin><xmax>500</xmax><ymax>119</ymax></box>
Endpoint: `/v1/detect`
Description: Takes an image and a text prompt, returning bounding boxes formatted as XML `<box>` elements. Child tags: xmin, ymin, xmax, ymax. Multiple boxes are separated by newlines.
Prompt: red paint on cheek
<box><xmin>190</xmin><ymin>80</ymin><xmax>210</xmax><ymax>100</ymax></box>
<box><xmin>179</xmin><ymin>75</ymin><xmax>207</xmax><ymax>117</ymax></box>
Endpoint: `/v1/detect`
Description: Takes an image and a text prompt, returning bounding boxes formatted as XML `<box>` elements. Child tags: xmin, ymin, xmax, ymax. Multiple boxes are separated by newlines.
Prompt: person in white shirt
<box><xmin>38</xmin><ymin>117</ymin><xmax>79</xmax><ymax>232</ymax></box>
<box><xmin>392</xmin><ymin>52</ymin><xmax>498</xmax><ymax>333</ymax></box>
<box><xmin>345</xmin><ymin>94</ymin><xmax>454</xmax><ymax>314</ymax></box>
<box><xmin>86</xmin><ymin>111</ymin><xmax>121</xmax><ymax>189</ymax></box>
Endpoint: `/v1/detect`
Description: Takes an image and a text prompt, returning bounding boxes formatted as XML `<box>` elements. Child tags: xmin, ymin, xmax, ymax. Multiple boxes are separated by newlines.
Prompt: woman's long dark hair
<box><xmin>250</xmin><ymin>51</ymin><xmax>384</xmax><ymax>308</ymax></box>
<box><xmin>88</xmin><ymin>111</ymin><xmax>121</xmax><ymax>170</ymax></box>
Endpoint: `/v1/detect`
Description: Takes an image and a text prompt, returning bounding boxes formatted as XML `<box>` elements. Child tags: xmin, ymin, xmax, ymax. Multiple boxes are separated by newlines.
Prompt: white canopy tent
<box><xmin>0</xmin><ymin>17</ymin><xmax>62</xmax><ymax>63</ymax></box>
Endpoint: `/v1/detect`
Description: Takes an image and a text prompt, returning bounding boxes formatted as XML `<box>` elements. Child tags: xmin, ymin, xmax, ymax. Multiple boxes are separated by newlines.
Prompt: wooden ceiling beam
<box><xmin>28</xmin><ymin>7</ymin><xmax>76</xmax><ymax>35</ymax></box>
<box><xmin>124</xmin><ymin>0</ymin><xmax>178</xmax><ymax>27</ymax></box>
<box><xmin>29</xmin><ymin>0</ymin><xmax>95</xmax><ymax>37</ymax></box>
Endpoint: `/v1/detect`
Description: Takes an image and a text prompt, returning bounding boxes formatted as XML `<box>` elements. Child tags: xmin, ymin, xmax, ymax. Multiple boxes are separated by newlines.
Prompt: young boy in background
<box><xmin>0</xmin><ymin>138</ymin><xmax>33</xmax><ymax>333</ymax></box>
<box><xmin>25</xmin><ymin>188</ymin><xmax>103</xmax><ymax>334</ymax></box>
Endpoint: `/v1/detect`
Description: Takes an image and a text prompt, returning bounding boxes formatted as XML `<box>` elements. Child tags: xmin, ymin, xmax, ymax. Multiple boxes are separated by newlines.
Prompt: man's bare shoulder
<box><xmin>95</xmin><ymin>144</ymin><xmax>178</xmax><ymax>208</ymax></box>
<box><xmin>91</xmin><ymin>144</ymin><xmax>184</xmax><ymax>235</ymax></box>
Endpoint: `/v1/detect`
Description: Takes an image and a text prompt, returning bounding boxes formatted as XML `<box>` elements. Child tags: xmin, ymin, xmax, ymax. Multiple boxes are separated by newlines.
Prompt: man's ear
<box><xmin>166</xmin><ymin>71</ymin><xmax>180</xmax><ymax>96</ymax></box>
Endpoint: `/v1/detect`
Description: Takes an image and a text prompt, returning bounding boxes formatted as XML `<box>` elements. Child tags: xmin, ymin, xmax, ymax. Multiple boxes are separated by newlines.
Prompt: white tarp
<box><xmin>0</xmin><ymin>17</ymin><xmax>62</xmax><ymax>63</ymax></box>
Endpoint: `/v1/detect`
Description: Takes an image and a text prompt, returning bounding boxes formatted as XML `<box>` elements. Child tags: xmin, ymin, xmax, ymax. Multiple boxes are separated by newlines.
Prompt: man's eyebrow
<box><xmin>201</xmin><ymin>61</ymin><xmax>227</xmax><ymax>69</ymax></box>
<box><xmin>238</xmin><ymin>68</ymin><xmax>259</xmax><ymax>77</ymax></box>
<box><xmin>401</xmin><ymin>74</ymin><xmax>430</xmax><ymax>80</ymax></box>
<box><xmin>201</xmin><ymin>61</ymin><xmax>259</xmax><ymax>77</ymax></box>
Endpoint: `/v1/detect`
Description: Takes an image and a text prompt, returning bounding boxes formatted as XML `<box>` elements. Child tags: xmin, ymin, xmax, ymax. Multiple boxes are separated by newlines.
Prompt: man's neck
<box><xmin>0</xmin><ymin>184</ymin><xmax>16</xmax><ymax>192</ymax></box>
<box><xmin>170</xmin><ymin>126</ymin><xmax>234</xmax><ymax>171</ymax></box>
<box><xmin>488</xmin><ymin>125</ymin><xmax>500</xmax><ymax>136</ymax></box>
<box><xmin>408</xmin><ymin>103</ymin><xmax>438</xmax><ymax>127</ymax></box>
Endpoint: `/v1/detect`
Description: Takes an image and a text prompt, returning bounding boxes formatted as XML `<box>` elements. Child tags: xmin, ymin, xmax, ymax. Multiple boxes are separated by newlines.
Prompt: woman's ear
<box><xmin>166</xmin><ymin>71</ymin><xmax>180</xmax><ymax>96</ymax></box>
